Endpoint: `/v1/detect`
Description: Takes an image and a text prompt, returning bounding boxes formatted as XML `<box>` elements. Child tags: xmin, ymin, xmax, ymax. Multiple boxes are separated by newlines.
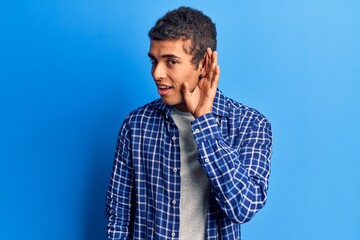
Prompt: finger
<box><xmin>204</xmin><ymin>49</ymin><xmax>211</xmax><ymax>77</ymax></box>
<box><xmin>202</xmin><ymin>53</ymin><xmax>208</xmax><ymax>78</ymax></box>
<box><xmin>207</xmin><ymin>47</ymin><xmax>212</xmax><ymax>56</ymax></box>
<box><xmin>202</xmin><ymin>48</ymin><xmax>212</xmax><ymax>78</ymax></box>
<box><xmin>211</xmin><ymin>51</ymin><xmax>218</xmax><ymax>69</ymax></box>
<box><xmin>207</xmin><ymin>51</ymin><xmax>217</xmax><ymax>81</ymax></box>
<box><xmin>208</xmin><ymin>51</ymin><xmax>219</xmax><ymax>89</ymax></box>
<box><xmin>211</xmin><ymin>64</ymin><xmax>220</xmax><ymax>89</ymax></box>
<box><xmin>207</xmin><ymin>48</ymin><xmax>213</xmax><ymax>66</ymax></box>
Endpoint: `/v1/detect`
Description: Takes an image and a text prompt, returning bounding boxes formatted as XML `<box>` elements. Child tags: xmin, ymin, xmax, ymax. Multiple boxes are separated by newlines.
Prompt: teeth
<box><xmin>159</xmin><ymin>86</ymin><xmax>171</xmax><ymax>89</ymax></box>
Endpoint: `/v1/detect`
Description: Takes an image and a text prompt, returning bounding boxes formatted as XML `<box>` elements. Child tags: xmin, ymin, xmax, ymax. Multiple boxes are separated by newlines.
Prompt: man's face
<box><xmin>148</xmin><ymin>39</ymin><xmax>203</xmax><ymax>111</ymax></box>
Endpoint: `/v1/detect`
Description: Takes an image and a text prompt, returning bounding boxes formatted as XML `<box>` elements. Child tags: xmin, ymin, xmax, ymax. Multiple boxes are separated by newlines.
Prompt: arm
<box><xmin>105</xmin><ymin>120</ymin><xmax>134</xmax><ymax>239</ymax></box>
<box><xmin>182</xmin><ymin>48</ymin><xmax>272</xmax><ymax>223</ymax></box>
<box><xmin>192</xmin><ymin>113</ymin><xmax>272</xmax><ymax>223</ymax></box>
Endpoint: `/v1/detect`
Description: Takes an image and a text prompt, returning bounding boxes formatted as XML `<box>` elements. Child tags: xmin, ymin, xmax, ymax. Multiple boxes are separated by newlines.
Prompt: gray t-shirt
<box><xmin>171</xmin><ymin>107</ymin><xmax>210</xmax><ymax>240</ymax></box>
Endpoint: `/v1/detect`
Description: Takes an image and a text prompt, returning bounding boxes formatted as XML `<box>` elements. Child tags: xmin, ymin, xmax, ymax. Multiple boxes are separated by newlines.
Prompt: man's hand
<box><xmin>182</xmin><ymin>48</ymin><xmax>220</xmax><ymax>118</ymax></box>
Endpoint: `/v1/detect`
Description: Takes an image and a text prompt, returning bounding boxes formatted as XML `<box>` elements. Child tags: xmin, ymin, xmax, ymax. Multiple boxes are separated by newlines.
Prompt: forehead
<box><xmin>149</xmin><ymin>39</ymin><xmax>192</xmax><ymax>57</ymax></box>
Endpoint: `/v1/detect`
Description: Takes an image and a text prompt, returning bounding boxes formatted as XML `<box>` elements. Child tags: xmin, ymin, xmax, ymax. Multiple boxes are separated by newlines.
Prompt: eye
<box><xmin>149</xmin><ymin>58</ymin><xmax>157</xmax><ymax>65</ymax></box>
<box><xmin>167</xmin><ymin>59</ymin><xmax>177</xmax><ymax>65</ymax></box>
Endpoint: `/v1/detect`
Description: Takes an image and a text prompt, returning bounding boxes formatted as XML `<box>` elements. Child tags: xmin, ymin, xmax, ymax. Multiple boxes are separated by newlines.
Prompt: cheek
<box><xmin>187</xmin><ymin>73</ymin><xmax>201</xmax><ymax>89</ymax></box>
<box><xmin>150</xmin><ymin>66</ymin><xmax>155</xmax><ymax>77</ymax></box>
<box><xmin>170</xmin><ymin>68</ymin><xmax>200</xmax><ymax>89</ymax></box>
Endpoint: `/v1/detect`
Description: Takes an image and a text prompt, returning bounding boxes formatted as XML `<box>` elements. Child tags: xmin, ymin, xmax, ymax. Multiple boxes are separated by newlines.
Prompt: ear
<box><xmin>198</xmin><ymin>54</ymin><xmax>207</xmax><ymax>77</ymax></box>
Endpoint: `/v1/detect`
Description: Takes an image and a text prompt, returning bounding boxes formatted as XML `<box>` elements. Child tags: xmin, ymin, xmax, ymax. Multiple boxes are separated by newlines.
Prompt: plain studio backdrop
<box><xmin>1</xmin><ymin>1</ymin><xmax>359</xmax><ymax>239</ymax></box>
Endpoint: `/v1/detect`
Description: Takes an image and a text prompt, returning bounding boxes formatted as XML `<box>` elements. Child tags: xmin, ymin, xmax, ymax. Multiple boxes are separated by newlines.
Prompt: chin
<box><xmin>161</xmin><ymin>97</ymin><xmax>181</xmax><ymax>107</ymax></box>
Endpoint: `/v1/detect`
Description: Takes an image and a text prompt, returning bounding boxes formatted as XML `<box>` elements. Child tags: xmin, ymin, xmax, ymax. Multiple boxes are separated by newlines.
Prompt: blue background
<box><xmin>1</xmin><ymin>1</ymin><xmax>359</xmax><ymax>239</ymax></box>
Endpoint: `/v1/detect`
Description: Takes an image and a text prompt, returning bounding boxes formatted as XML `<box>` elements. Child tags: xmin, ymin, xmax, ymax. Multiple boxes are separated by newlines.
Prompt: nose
<box><xmin>152</xmin><ymin>63</ymin><xmax>166</xmax><ymax>81</ymax></box>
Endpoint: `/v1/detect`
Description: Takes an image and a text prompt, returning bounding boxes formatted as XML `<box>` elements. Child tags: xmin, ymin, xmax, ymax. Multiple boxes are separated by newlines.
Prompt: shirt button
<box><xmin>194</xmin><ymin>129</ymin><xmax>200</xmax><ymax>133</ymax></box>
<box><xmin>205</xmin><ymin>159</ymin><xmax>210</xmax><ymax>163</ymax></box>
<box><xmin>173</xmin><ymin>168</ymin><xmax>178</xmax><ymax>173</ymax></box>
<box><xmin>172</xmin><ymin>136</ymin><xmax>176</xmax><ymax>141</ymax></box>
<box><xmin>172</xmin><ymin>200</ymin><xmax>177</xmax><ymax>205</ymax></box>
<box><xmin>171</xmin><ymin>232</ymin><xmax>176</xmax><ymax>237</ymax></box>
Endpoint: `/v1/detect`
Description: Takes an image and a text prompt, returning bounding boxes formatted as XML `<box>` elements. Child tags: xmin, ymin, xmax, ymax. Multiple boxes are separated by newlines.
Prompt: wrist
<box><xmin>194</xmin><ymin>109</ymin><xmax>212</xmax><ymax>118</ymax></box>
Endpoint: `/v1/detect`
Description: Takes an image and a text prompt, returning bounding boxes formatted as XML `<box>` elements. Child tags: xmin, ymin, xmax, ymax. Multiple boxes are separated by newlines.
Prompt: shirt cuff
<box><xmin>191</xmin><ymin>113</ymin><xmax>222</xmax><ymax>143</ymax></box>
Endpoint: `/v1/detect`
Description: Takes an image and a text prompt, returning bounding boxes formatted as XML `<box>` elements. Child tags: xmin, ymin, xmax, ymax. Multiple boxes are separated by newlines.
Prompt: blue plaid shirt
<box><xmin>106</xmin><ymin>89</ymin><xmax>272</xmax><ymax>239</ymax></box>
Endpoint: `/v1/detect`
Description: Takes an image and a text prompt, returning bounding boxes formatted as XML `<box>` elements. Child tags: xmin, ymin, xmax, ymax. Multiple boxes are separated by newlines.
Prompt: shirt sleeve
<box><xmin>105</xmin><ymin>120</ymin><xmax>134</xmax><ymax>240</ymax></box>
<box><xmin>191</xmin><ymin>113</ymin><xmax>272</xmax><ymax>224</ymax></box>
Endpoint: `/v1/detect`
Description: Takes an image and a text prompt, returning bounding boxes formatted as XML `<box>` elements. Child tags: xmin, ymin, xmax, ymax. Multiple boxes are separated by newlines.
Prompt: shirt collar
<box><xmin>149</xmin><ymin>88</ymin><xmax>229</xmax><ymax>117</ymax></box>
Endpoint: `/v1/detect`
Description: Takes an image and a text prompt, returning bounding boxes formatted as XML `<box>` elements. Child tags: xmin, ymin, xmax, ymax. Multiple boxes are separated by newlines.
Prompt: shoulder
<box><xmin>221</xmin><ymin>93</ymin><xmax>271</xmax><ymax>129</ymax></box>
<box><xmin>215</xmin><ymin>89</ymin><xmax>270</xmax><ymax>125</ymax></box>
<box><xmin>122</xmin><ymin>98</ymin><xmax>166</xmax><ymax>126</ymax></box>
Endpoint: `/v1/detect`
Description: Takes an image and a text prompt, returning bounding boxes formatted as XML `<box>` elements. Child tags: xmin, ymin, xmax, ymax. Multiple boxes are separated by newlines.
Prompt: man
<box><xmin>106</xmin><ymin>6</ymin><xmax>272</xmax><ymax>240</ymax></box>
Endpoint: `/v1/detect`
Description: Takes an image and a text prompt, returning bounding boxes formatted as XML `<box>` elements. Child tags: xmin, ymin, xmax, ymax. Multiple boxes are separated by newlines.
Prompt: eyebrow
<box><xmin>148</xmin><ymin>53</ymin><xmax>182</xmax><ymax>59</ymax></box>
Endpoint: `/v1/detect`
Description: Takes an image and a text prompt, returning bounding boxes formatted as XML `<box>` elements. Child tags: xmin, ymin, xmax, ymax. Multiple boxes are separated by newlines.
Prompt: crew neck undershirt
<box><xmin>171</xmin><ymin>107</ymin><xmax>210</xmax><ymax>240</ymax></box>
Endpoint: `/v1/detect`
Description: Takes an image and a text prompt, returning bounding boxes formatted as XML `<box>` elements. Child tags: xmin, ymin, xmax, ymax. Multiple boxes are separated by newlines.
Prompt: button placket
<box><xmin>168</xmin><ymin>124</ymin><xmax>180</xmax><ymax>239</ymax></box>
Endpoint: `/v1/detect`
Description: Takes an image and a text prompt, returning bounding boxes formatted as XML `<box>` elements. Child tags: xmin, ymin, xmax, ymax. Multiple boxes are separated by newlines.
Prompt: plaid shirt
<box><xmin>106</xmin><ymin>89</ymin><xmax>272</xmax><ymax>240</ymax></box>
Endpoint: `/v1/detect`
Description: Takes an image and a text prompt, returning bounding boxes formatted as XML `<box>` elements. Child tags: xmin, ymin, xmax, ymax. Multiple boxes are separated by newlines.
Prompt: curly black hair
<box><xmin>148</xmin><ymin>6</ymin><xmax>217</xmax><ymax>69</ymax></box>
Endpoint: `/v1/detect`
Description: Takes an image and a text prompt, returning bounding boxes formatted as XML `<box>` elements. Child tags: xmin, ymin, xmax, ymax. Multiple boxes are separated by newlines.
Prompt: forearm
<box><xmin>192</xmin><ymin>113</ymin><xmax>272</xmax><ymax>223</ymax></box>
<box><xmin>105</xmin><ymin>122</ymin><xmax>134</xmax><ymax>239</ymax></box>
<box><xmin>105</xmin><ymin>192</ymin><xmax>133</xmax><ymax>240</ymax></box>
<box><xmin>106</xmin><ymin>169</ymin><xmax>133</xmax><ymax>239</ymax></box>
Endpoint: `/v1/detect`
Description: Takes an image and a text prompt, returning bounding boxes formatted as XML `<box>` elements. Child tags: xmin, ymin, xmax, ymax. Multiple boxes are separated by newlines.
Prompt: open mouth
<box><xmin>157</xmin><ymin>85</ymin><xmax>173</xmax><ymax>95</ymax></box>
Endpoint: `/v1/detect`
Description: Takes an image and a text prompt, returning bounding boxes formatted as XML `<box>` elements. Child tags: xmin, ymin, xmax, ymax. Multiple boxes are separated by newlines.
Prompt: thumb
<box><xmin>181</xmin><ymin>82</ymin><xmax>191</xmax><ymax>102</ymax></box>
